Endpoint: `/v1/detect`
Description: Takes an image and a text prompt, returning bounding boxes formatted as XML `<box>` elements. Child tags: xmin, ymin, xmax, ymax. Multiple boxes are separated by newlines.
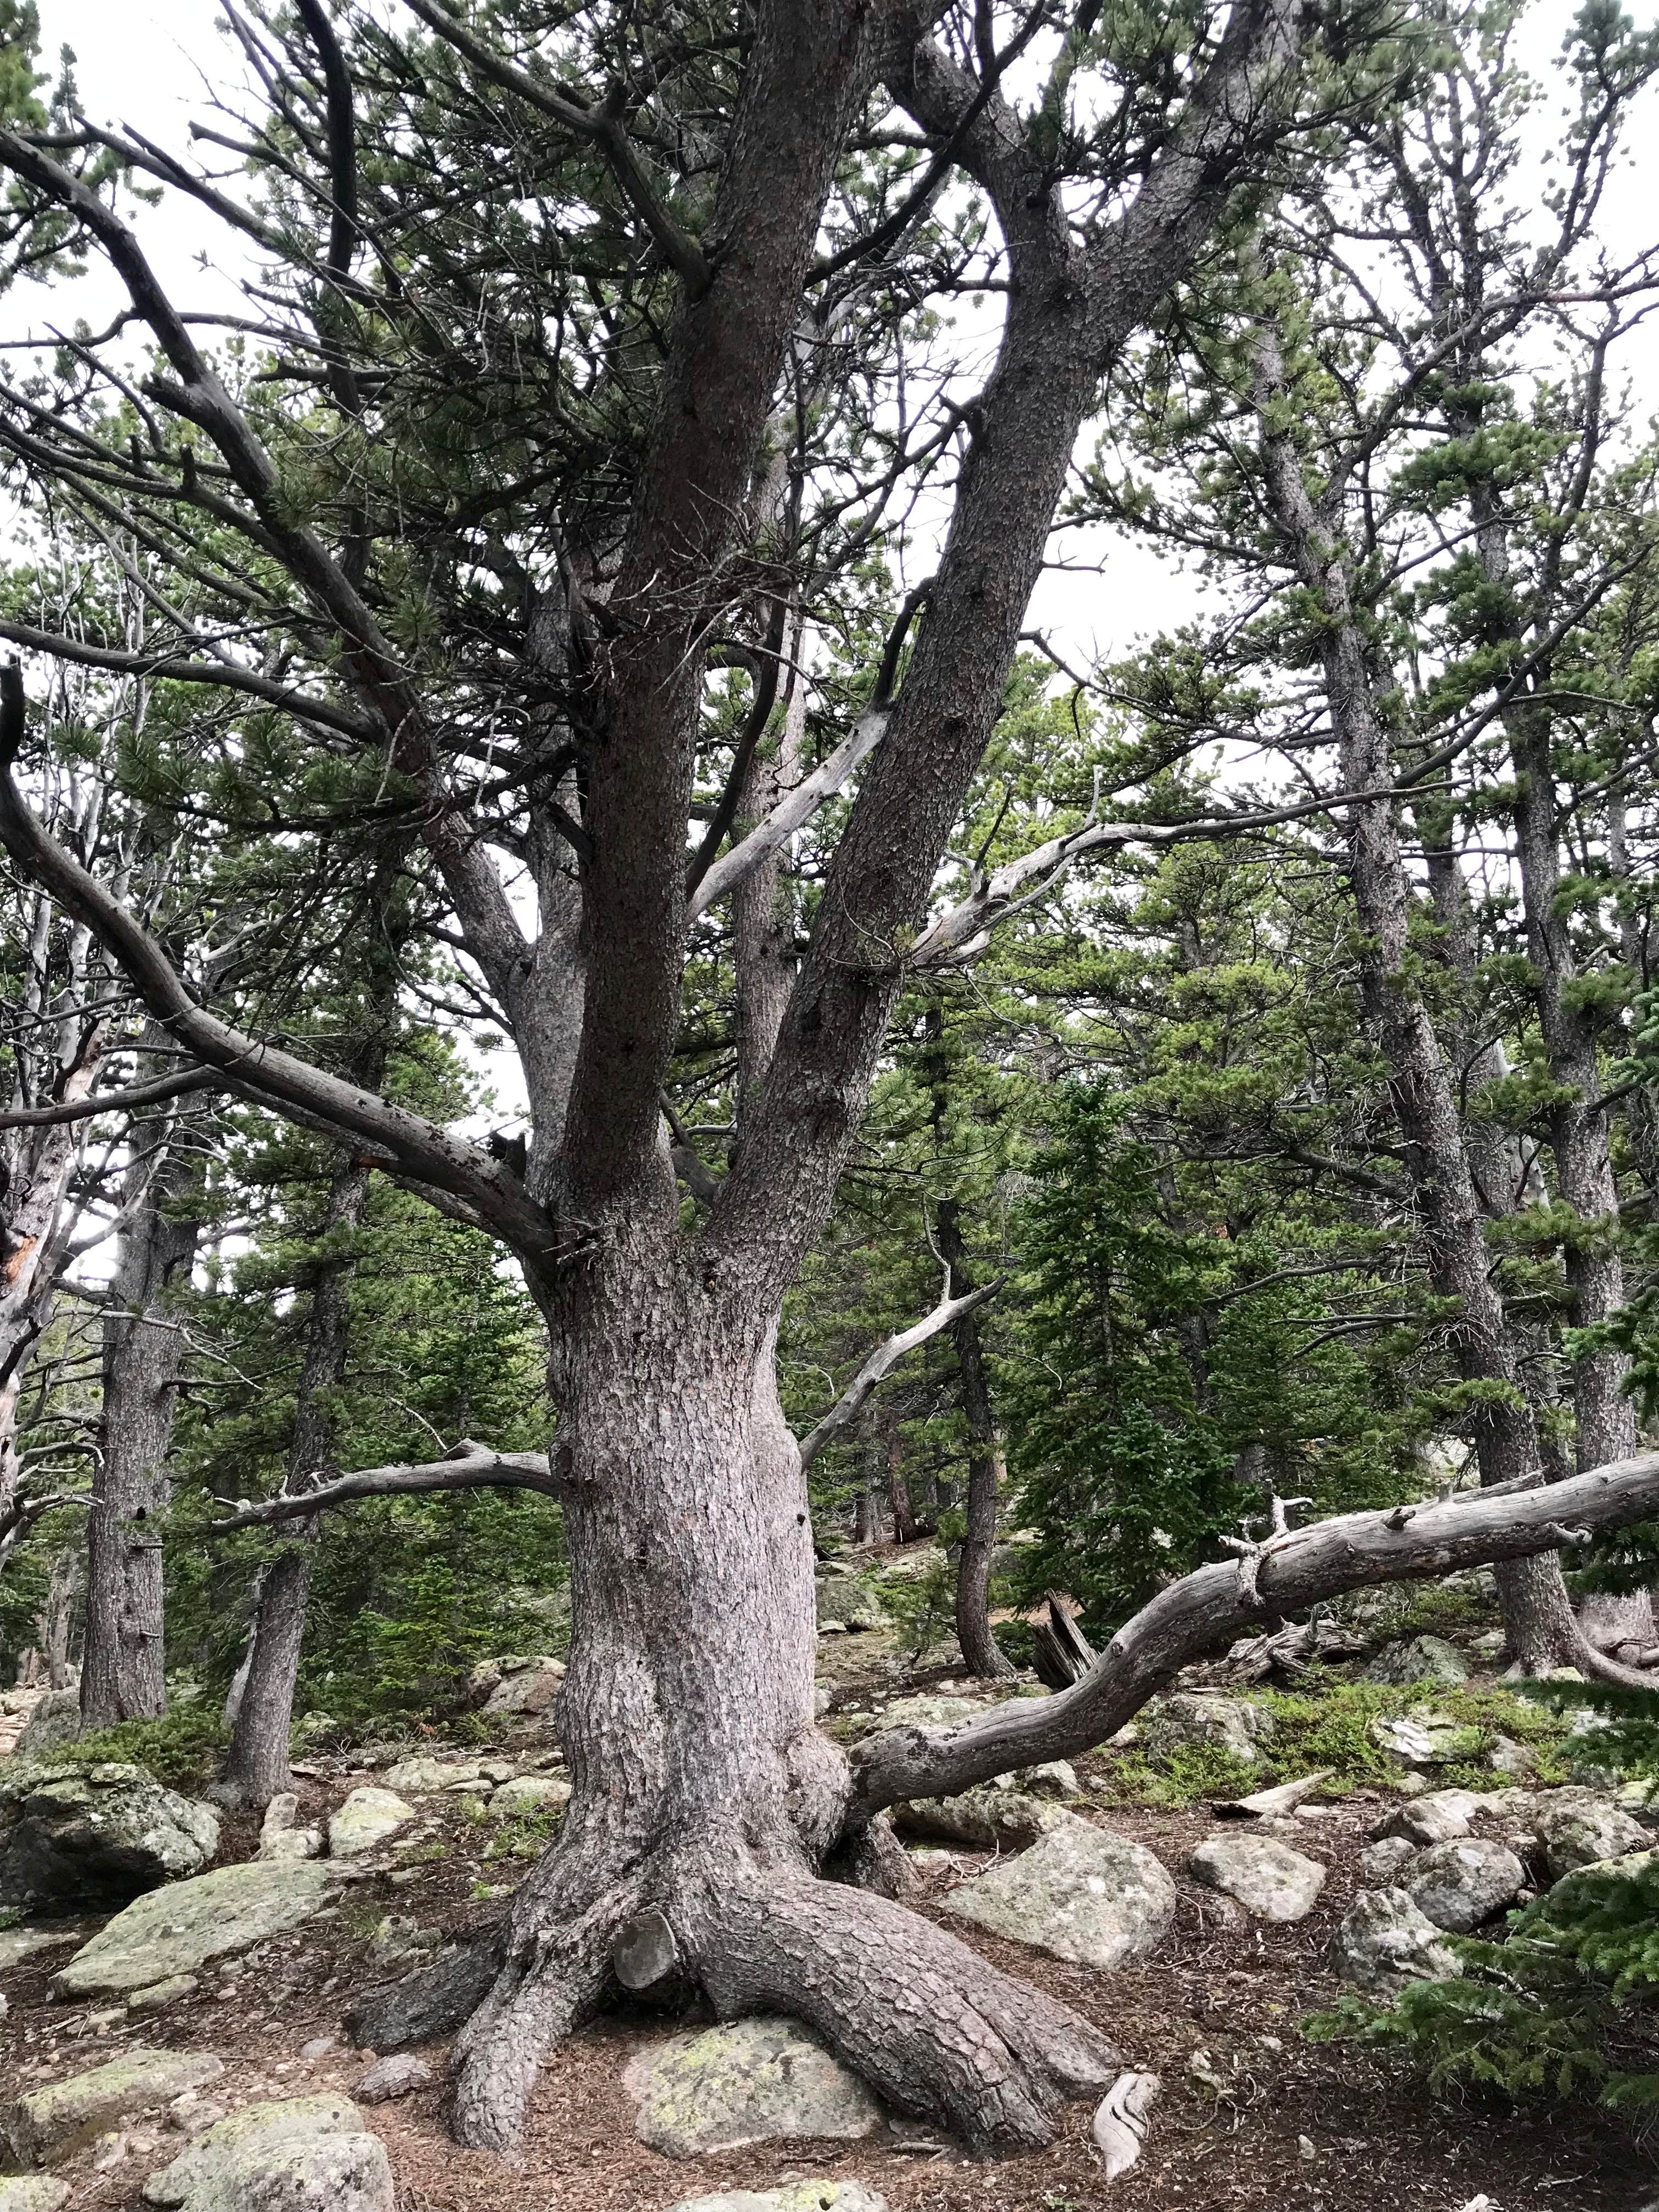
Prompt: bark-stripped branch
<box><xmin>208</xmin><ymin>1445</ymin><xmax>559</xmax><ymax>1532</ymax></box>
<box><xmin>850</xmin><ymin>1447</ymin><xmax>1659</xmax><ymax>1817</ymax></box>
<box><xmin>689</xmin><ymin>706</ymin><xmax>889</xmax><ymax>920</ymax></box>
<box><xmin>906</xmin><ymin>780</ymin><xmax>1426</xmax><ymax>968</ymax></box>
<box><xmin>798</xmin><ymin>1274</ymin><xmax>1000</xmax><ymax>1469</ymax></box>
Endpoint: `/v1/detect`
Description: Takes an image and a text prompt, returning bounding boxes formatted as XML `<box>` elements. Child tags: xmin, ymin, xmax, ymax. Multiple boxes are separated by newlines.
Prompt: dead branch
<box><xmin>207</xmin><ymin>1444</ymin><xmax>558</xmax><ymax>1532</ymax></box>
<box><xmin>850</xmin><ymin>1447</ymin><xmax>1659</xmax><ymax>1816</ymax></box>
<box><xmin>797</xmin><ymin>1274</ymin><xmax>1001</xmax><ymax>1470</ymax></box>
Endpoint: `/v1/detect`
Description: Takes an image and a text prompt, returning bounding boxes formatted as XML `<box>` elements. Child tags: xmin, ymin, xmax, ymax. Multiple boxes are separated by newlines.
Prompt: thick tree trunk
<box><xmin>1252</xmin><ymin>317</ymin><xmax>1578</xmax><ymax>1670</ymax></box>
<box><xmin>448</xmin><ymin>1231</ymin><xmax>1116</xmax><ymax>2151</ymax></box>
<box><xmin>221</xmin><ymin>1155</ymin><xmax>373</xmax><ymax>1804</ymax></box>
<box><xmin>81</xmin><ymin>1112</ymin><xmax>204</xmax><ymax>1729</ymax></box>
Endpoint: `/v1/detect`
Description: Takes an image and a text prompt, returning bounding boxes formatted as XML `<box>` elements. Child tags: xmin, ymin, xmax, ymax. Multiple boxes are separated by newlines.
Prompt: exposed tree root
<box><xmin>448</xmin><ymin>1818</ymin><xmax>646</xmax><ymax>2151</ymax></box>
<box><xmin>682</xmin><ymin>1863</ymin><xmax>1119</xmax><ymax>2151</ymax></box>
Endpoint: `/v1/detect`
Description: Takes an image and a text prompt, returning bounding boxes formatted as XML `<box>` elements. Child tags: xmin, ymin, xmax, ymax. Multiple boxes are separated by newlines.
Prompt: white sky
<box><xmin>35</xmin><ymin>0</ymin><xmax>1659</xmax><ymax>669</ymax></box>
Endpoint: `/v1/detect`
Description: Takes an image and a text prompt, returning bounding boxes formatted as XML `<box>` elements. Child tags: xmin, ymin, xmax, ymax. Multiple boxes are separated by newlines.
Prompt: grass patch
<box><xmin>39</xmin><ymin>1702</ymin><xmax>229</xmax><ymax>1793</ymax></box>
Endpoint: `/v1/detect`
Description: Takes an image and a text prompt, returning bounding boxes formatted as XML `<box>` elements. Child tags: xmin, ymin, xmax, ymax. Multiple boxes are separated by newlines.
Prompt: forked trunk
<box><xmin>449</xmin><ymin>1224</ymin><xmax>1116</xmax><ymax>2151</ymax></box>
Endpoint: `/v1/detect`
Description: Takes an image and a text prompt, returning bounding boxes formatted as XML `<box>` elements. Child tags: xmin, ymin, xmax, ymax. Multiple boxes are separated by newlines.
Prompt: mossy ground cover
<box><xmin>1091</xmin><ymin>1674</ymin><xmax>1573</xmax><ymax>1808</ymax></box>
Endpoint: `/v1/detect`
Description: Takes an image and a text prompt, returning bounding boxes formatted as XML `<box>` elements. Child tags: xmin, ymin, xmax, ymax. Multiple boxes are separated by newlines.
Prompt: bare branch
<box><xmin>850</xmin><ymin>1447</ymin><xmax>1659</xmax><ymax>1817</ymax></box>
<box><xmin>0</xmin><ymin>662</ymin><xmax>560</xmax><ymax>1266</ymax></box>
<box><xmin>689</xmin><ymin>706</ymin><xmax>889</xmax><ymax>920</ymax></box>
<box><xmin>208</xmin><ymin>1445</ymin><xmax>558</xmax><ymax>1532</ymax></box>
<box><xmin>798</xmin><ymin>1274</ymin><xmax>1001</xmax><ymax>1469</ymax></box>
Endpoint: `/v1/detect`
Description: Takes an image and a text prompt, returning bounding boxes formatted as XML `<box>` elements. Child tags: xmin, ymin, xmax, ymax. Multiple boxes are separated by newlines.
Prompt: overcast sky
<box><xmin>33</xmin><ymin>0</ymin><xmax>1659</xmax><ymax>672</ymax></box>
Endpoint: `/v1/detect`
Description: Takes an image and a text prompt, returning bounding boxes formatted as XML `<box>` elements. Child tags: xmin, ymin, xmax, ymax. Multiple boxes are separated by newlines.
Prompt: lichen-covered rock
<box><xmin>1533</xmin><ymin>1796</ymin><xmax>1650</xmax><ymax>1880</ymax></box>
<box><xmin>326</xmin><ymin>1788</ymin><xmax>413</xmax><ymax>1859</ymax></box>
<box><xmin>892</xmin><ymin>1788</ymin><xmax>1077</xmax><ymax>1852</ymax></box>
<box><xmin>667</xmin><ymin>2189</ymin><xmax>889</xmax><ymax>2212</ymax></box>
<box><xmin>10</xmin><ymin>1692</ymin><xmax>80</xmax><ymax>1761</ymax></box>
<box><xmin>126</xmin><ymin>1973</ymin><xmax>200</xmax><ymax>2012</ymax></box>
<box><xmin>140</xmin><ymin>2093</ymin><xmax>392</xmax><ymax>2211</ymax></box>
<box><xmin>623</xmin><ymin>2019</ymin><xmax>882</xmax><ymax>2157</ymax></box>
<box><xmin>1360</xmin><ymin>1836</ymin><xmax>1420</xmax><ymax>1884</ymax></box>
<box><xmin>0</xmin><ymin>2048</ymin><xmax>223</xmax><ymax>2167</ymax></box>
<box><xmin>1188</xmin><ymin>1835</ymin><xmax>1327</xmax><ymax>1923</ymax></box>
<box><xmin>1141</xmin><ymin>1693</ymin><xmax>1275</xmax><ymax>1764</ymax></box>
<box><xmin>52</xmin><ymin>1859</ymin><xmax>338</xmax><ymax>1999</ymax></box>
<box><xmin>487</xmin><ymin>1775</ymin><xmax>571</xmax><ymax>1819</ymax></box>
<box><xmin>867</xmin><ymin>1693</ymin><xmax>988</xmax><ymax>1734</ymax></box>
<box><xmin>1361</xmin><ymin>1636</ymin><xmax>1469</xmax><ymax>1688</ymax></box>
<box><xmin>1368</xmin><ymin>1711</ymin><xmax>1482</xmax><ymax>1767</ymax></box>
<box><xmin>1405</xmin><ymin>1838</ymin><xmax>1526</xmax><ymax>1933</ymax></box>
<box><xmin>481</xmin><ymin>1660</ymin><xmax>564</xmax><ymax>1717</ymax></box>
<box><xmin>1335</xmin><ymin>1887</ymin><xmax>1464</xmax><ymax>1995</ymax></box>
<box><xmin>0</xmin><ymin>1764</ymin><xmax>218</xmax><ymax>1911</ymax></box>
<box><xmin>0</xmin><ymin>2179</ymin><xmax>71</xmax><ymax>2211</ymax></box>
<box><xmin>1376</xmin><ymin>1790</ymin><xmax>1482</xmax><ymax>1848</ymax></box>
<box><xmin>943</xmin><ymin>1823</ymin><xmax>1175</xmax><ymax>1968</ymax></box>
<box><xmin>0</xmin><ymin>1926</ymin><xmax>76</xmax><ymax>1974</ymax></box>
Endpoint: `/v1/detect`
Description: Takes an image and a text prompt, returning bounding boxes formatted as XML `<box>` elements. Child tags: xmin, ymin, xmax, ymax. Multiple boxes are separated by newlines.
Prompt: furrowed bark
<box><xmin>850</xmin><ymin>1446</ymin><xmax>1659</xmax><ymax>1816</ymax></box>
<box><xmin>219</xmin><ymin>1154</ymin><xmax>372</xmax><ymax>1805</ymax></box>
<box><xmin>81</xmin><ymin>1085</ymin><xmax>210</xmax><ymax>1728</ymax></box>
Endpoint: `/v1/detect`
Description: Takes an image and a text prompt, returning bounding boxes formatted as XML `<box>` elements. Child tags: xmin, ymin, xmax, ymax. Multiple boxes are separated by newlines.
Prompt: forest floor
<box><xmin>3</xmin><ymin>1574</ymin><xmax>1656</xmax><ymax>2212</ymax></box>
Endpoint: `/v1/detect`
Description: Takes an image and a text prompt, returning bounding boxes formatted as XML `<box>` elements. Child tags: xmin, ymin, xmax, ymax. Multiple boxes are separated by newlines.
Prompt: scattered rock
<box><xmin>481</xmin><ymin>1660</ymin><xmax>565</xmax><ymax>1718</ymax></box>
<box><xmin>1335</xmin><ymin>1887</ymin><xmax>1464</xmax><ymax>1994</ymax></box>
<box><xmin>52</xmin><ymin>1859</ymin><xmax>338</xmax><ymax>1999</ymax></box>
<box><xmin>1487</xmin><ymin>1734</ymin><xmax>1534</xmax><ymax>1777</ymax></box>
<box><xmin>893</xmin><ymin>1787</ymin><xmax>1078</xmax><ymax>1852</ymax></box>
<box><xmin>665</xmin><ymin>2188</ymin><xmax>888</xmax><ymax>2212</ymax></box>
<box><xmin>298</xmin><ymin>2038</ymin><xmax>336</xmax><ymax>2062</ymax></box>
<box><xmin>1361</xmin><ymin>1636</ymin><xmax>1469</xmax><ymax>1687</ymax></box>
<box><xmin>0</xmin><ymin>1926</ymin><xmax>77</xmax><ymax>1973</ymax></box>
<box><xmin>488</xmin><ymin>1775</ymin><xmax>571</xmax><ymax>1819</ymax></box>
<box><xmin>1375</xmin><ymin>1790</ymin><xmax>1482</xmax><ymax>1847</ymax></box>
<box><xmin>1142</xmin><ymin>1693</ymin><xmax>1275</xmax><ymax>1764</ymax></box>
<box><xmin>0</xmin><ymin>1764</ymin><xmax>219</xmax><ymax>1911</ymax></box>
<box><xmin>1187</xmin><ymin>1834</ymin><xmax>1327</xmax><ymax>1923</ymax></box>
<box><xmin>326</xmin><ymin>1788</ymin><xmax>413</xmax><ymax>1859</ymax></box>
<box><xmin>0</xmin><ymin>2047</ymin><xmax>223</xmax><ymax>2168</ymax></box>
<box><xmin>943</xmin><ymin>1822</ymin><xmax>1175</xmax><ymax>1968</ymax></box>
<box><xmin>0</xmin><ymin>2180</ymin><xmax>71</xmax><ymax>2211</ymax></box>
<box><xmin>623</xmin><ymin>2018</ymin><xmax>882</xmax><ymax>2158</ymax></box>
<box><xmin>870</xmin><ymin>1693</ymin><xmax>988</xmax><ymax>1733</ymax></box>
<box><xmin>1406</xmin><ymin>1839</ymin><xmax>1526</xmax><ymax>1933</ymax></box>
<box><xmin>381</xmin><ymin>1757</ymin><xmax>488</xmax><ymax>1794</ymax></box>
<box><xmin>1368</xmin><ymin>1711</ymin><xmax>1482</xmax><ymax>1767</ymax></box>
<box><xmin>1361</xmin><ymin>1836</ymin><xmax>1419</xmax><ymax>1884</ymax></box>
<box><xmin>254</xmin><ymin>1795</ymin><xmax>323</xmax><ymax>1864</ymax></box>
<box><xmin>10</xmin><ymin>1691</ymin><xmax>80</xmax><ymax>1760</ymax></box>
<box><xmin>126</xmin><ymin>1974</ymin><xmax>200</xmax><ymax>2012</ymax></box>
<box><xmin>1533</xmin><ymin>1796</ymin><xmax>1650</xmax><ymax>1879</ymax></box>
<box><xmin>140</xmin><ymin>2092</ymin><xmax>394</xmax><ymax>2211</ymax></box>
<box><xmin>367</xmin><ymin>1915</ymin><xmax>438</xmax><ymax>1971</ymax></box>
<box><xmin>1012</xmin><ymin>1759</ymin><xmax>1080</xmax><ymax>1798</ymax></box>
<box><xmin>354</xmin><ymin>2055</ymin><xmax>431</xmax><ymax>2104</ymax></box>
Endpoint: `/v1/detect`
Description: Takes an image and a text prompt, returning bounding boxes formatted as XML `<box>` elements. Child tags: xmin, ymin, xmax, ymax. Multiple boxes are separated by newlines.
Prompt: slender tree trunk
<box><xmin>1253</xmin><ymin>315</ymin><xmax>1578</xmax><ymax>1669</ymax></box>
<box><xmin>40</xmin><ymin>1544</ymin><xmax>80</xmax><ymax>1689</ymax></box>
<box><xmin>935</xmin><ymin>1197</ymin><xmax>1013</xmax><ymax>1680</ymax></box>
<box><xmin>220</xmin><ymin>1154</ymin><xmax>371</xmax><ymax>1803</ymax></box>
<box><xmin>81</xmin><ymin>1105</ymin><xmax>205</xmax><ymax>1728</ymax></box>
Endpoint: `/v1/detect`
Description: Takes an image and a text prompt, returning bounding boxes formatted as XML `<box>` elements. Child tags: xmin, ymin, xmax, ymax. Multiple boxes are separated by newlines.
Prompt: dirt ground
<box><xmin>3</xmin><ymin>1646</ymin><xmax>1656</xmax><ymax>2212</ymax></box>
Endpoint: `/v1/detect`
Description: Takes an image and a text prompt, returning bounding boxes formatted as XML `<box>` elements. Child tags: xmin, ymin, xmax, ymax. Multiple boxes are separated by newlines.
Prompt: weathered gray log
<box><xmin>345</xmin><ymin>1923</ymin><xmax>506</xmax><ymax>2051</ymax></box>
